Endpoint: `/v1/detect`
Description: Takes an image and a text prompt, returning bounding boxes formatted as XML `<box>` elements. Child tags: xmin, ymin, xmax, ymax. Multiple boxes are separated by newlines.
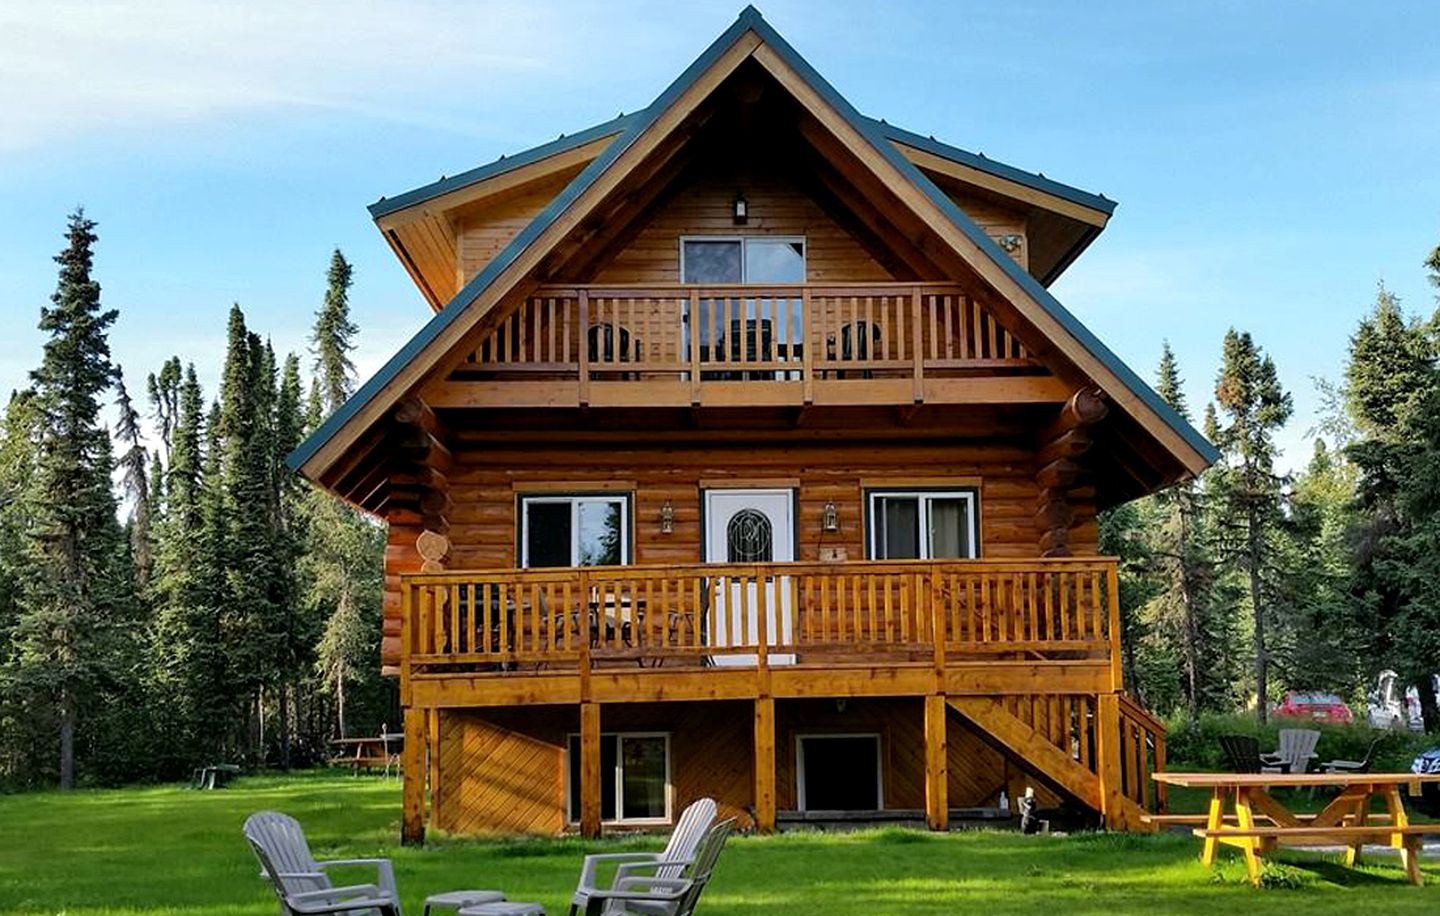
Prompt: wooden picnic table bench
<box><xmin>329</xmin><ymin>734</ymin><xmax>403</xmax><ymax>776</ymax></box>
<box><xmin>1152</xmin><ymin>771</ymin><xmax>1440</xmax><ymax>886</ymax></box>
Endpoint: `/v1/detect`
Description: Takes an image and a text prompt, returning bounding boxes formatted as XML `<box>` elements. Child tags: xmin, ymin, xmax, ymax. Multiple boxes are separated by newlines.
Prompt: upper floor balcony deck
<box><xmin>398</xmin><ymin>556</ymin><xmax>1121</xmax><ymax>707</ymax></box>
<box><xmin>424</xmin><ymin>282</ymin><xmax>1069</xmax><ymax>410</ymax></box>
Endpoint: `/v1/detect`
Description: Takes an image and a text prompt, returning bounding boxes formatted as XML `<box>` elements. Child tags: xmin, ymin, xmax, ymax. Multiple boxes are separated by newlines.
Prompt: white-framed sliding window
<box><xmin>519</xmin><ymin>494</ymin><xmax>630</xmax><ymax>568</ymax></box>
<box><xmin>865</xmin><ymin>488</ymin><xmax>980</xmax><ymax>560</ymax></box>
<box><xmin>565</xmin><ymin>732</ymin><xmax>672</xmax><ymax>826</ymax></box>
<box><xmin>679</xmin><ymin>236</ymin><xmax>807</xmax><ymax>284</ymax></box>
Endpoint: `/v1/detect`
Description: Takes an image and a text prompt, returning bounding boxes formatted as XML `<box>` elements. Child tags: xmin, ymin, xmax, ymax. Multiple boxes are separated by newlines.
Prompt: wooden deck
<box><xmin>398</xmin><ymin>557</ymin><xmax>1122</xmax><ymax>703</ymax></box>
<box><xmin>395</xmin><ymin>558</ymin><xmax>1165</xmax><ymax>841</ymax></box>
<box><xmin>422</xmin><ymin>283</ymin><xmax>1068</xmax><ymax>409</ymax></box>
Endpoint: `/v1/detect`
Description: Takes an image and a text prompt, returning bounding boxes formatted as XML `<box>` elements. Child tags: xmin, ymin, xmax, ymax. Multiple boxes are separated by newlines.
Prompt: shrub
<box><xmin>1164</xmin><ymin>711</ymin><xmax>1435</xmax><ymax>772</ymax></box>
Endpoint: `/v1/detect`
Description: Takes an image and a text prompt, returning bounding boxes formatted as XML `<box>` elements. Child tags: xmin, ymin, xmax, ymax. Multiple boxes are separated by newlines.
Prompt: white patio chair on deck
<box><xmin>244</xmin><ymin>811</ymin><xmax>401</xmax><ymax>916</ymax></box>
<box><xmin>569</xmin><ymin>797</ymin><xmax>717</xmax><ymax>916</ymax></box>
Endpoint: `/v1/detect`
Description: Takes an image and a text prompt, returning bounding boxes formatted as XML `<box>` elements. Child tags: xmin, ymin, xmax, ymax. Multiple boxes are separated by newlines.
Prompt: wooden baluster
<box><xmin>577</xmin><ymin>290</ymin><xmax>591</xmax><ymax>405</ymax></box>
<box><xmin>801</xmin><ymin>288</ymin><xmax>815</xmax><ymax>403</ymax></box>
<box><xmin>910</xmin><ymin>287</ymin><xmax>924</xmax><ymax>402</ymax></box>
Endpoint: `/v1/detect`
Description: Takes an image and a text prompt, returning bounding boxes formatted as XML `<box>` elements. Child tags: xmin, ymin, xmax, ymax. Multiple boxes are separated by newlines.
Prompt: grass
<box><xmin>1</xmin><ymin>772</ymin><xmax>1438</xmax><ymax>915</ymax></box>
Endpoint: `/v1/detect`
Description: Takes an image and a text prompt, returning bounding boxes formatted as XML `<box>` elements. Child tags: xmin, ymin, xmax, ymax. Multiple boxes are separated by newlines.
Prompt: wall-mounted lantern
<box><xmin>732</xmin><ymin>191</ymin><xmax>748</xmax><ymax>225</ymax></box>
<box><xmin>821</xmin><ymin>501</ymin><xmax>839</xmax><ymax>532</ymax></box>
<box><xmin>659</xmin><ymin>500</ymin><xmax>675</xmax><ymax>535</ymax></box>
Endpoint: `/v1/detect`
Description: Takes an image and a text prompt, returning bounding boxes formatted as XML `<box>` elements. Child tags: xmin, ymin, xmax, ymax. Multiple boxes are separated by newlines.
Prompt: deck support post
<box><xmin>1095</xmin><ymin>693</ymin><xmax>1125</xmax><ymax>830</ymax></box>
<box><xmin>754</xmin><ymin>697</ymin><xmax>776</xmax><ymax>833</ymax></box>
<box><xmin>401</xmin><ymin>705</ymin><xmax>427</xmax><ymax>845</ymax></box>
<box><xmin>580</xmin><ymin>702</ymin><xmax>602</xmax><ymax>839</ymax></box>
<box><xmin>924</xmin><ymin>694</ymin><xmax>949</xmax><ymax>831</ymax></box>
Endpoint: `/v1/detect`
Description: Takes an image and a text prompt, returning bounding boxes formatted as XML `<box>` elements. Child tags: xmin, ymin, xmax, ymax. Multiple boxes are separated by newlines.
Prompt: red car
<box><xmin>1274</xmin><ymin>691</ymin><xmax>1354</xmax><ymax>724</ymax></box>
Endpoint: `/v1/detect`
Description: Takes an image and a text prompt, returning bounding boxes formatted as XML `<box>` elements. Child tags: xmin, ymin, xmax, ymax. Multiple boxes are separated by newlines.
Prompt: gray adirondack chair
<box><xmin>1261</xmin><ymin>728</ymin><xmax>1320</xmax><ymax>774</ymax></box>
<box><xmin>244</xmin><ymin>811</ymin><xmax>402</xmax><ymax>916</ymax></box>
<box><xmin>569</xmin><ymin>797</ymin><xmax>717</xmax><ymax>916</ymax></box>
<box><xmin>578</xmin><ymin>819</ymin><xmax>733</xmax><ymax>916</ymax></box>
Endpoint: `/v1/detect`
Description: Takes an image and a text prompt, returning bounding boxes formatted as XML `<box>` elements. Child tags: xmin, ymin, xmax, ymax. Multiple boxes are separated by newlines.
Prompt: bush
<box><xmin>1164</xmin><ymin>711</ymin><xmax>1436</xmax><ymax>772</ymax></box>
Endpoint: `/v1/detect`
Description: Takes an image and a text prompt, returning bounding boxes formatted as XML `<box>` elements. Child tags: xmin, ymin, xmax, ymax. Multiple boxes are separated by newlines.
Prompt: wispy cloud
<box><xmin>0</xmin><ymin>1</ymin><xmax>568</xmax><ymax>151</ymax></box>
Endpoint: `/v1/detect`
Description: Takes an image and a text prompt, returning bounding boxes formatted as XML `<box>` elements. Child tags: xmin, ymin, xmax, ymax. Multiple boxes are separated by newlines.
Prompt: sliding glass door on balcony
<box><xmin>682</xmin><ymin>237</ymin><xmax>805</xmax><ymax>380</ymax></box>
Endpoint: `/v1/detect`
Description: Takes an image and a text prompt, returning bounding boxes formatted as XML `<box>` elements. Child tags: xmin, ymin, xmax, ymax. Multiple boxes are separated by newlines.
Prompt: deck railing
<box><xmin>399</xmin><ymin>558</ymin><xmax>1119</xmax><ymax>675</ymax></box>
<box><xmin>461</xmin><ymin>283</ymin><xmax>1042</xmax><ymax>392</ymax></box>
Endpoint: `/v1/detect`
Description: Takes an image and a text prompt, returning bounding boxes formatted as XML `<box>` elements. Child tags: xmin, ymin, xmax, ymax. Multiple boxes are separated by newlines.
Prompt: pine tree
<box><xmin>312</xmin><ymin>250</ymin><xmax>357</xmax><ymax>414</ymax></box>
<box><xmin>13</xmin><ymin>210</ymin><xmax>129</xmax><ymax>788</ymax></box>
<box><xmin>115</xmin><ymin>368</ymin><xmax>153</xmax><ymax>590</ymax></box>
<box><xmin>1211</xmin><ymin>329</ymin><xmax>1293</xmax><ymax>723</ymax></box>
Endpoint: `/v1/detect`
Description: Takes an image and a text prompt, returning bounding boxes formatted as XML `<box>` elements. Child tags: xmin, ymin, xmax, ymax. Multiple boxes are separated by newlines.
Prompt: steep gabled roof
<box><xmin>289</xmin><ymin>5</ymin><xmax>1216</xmax><ymax>481</ymax></box>
<box><xmin>368</xmin><ymin>112</ymin><xmax>638</xmax><ymax>220</ymax></box>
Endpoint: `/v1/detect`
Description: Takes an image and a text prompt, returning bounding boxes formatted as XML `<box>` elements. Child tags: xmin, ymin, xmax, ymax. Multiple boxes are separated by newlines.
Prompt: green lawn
<box><xmin>1</xmin><ymin>772</ymin><xmax>1437</xmax><ymax>915</ymax></box>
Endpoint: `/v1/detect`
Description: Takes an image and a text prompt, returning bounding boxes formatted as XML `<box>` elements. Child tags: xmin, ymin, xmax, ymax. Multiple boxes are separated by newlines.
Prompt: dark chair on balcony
<box><xmin>588</xmin><ymin>323</ymin><xmax>638</xmax><ymax>379</ymax></box>
<box><xmin>713</xmin><ymin>318</ymin><xmax>774</xmax><ymax>381</ymax></box>
<box><xmin>826</xmin><ymin>320</ymin><xmax>883</xmax><ymax>379</ymax></box>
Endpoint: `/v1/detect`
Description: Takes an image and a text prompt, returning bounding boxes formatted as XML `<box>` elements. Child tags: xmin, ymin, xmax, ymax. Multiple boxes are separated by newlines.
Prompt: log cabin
<box><xmin>289</xmin><ymin>6</ymin><xmax>1215</xmax><ymax>843</ymax></box>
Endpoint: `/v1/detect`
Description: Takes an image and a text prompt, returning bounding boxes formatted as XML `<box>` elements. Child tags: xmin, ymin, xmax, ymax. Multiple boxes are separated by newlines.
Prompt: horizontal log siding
<box><xmin>590</xmin><ymin>172</ymin><xmax>894</xmax><ymax>285</ymax></box>
<box><xmin>380</xmin><ymin>438</ymin><xmax>1097</xmax><ymax>668</ymax></box>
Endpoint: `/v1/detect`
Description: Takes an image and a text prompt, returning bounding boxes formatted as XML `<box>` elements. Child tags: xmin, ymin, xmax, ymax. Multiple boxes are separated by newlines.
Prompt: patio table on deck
<box><xmin>1151</xmin><ymin>771</ymin><xmax>1440</xmax><ymax>886</ymax></box>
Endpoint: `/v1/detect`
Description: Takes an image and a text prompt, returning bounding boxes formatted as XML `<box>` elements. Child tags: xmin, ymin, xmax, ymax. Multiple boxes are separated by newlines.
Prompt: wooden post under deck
<box><xmin>924</xmin><ymin>693</ymin><xmax>949</xmax><ymax>831</ymax></box>
<box><xmin>1095</xmin><ymin>693</ymin><xmax>1124</xmax><ymax>829</ymax></box>
<box><xmin>579</xmin><ymin>702</ymin><xmax>602</xmax><ymax>839</ymax></box>
<box><xmin>754</xmin><ymin>697</ymin><xmax>776</xmax><ymax>833</ymax></box>
<box><xmin>401</xmin><ymin>705</ymin><xmax>426</xmax><ymax>845</ymax></box>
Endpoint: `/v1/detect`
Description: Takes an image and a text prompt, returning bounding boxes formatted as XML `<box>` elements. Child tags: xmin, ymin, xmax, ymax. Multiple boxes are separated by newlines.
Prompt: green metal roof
<box><xmin>289</xmin><ymin>5</ymin><xmax>1216</xmax><ymax>476</ymax></box>
<box><xmin>367</xmin><ymin>113</ymin><xmax>637</xmax><ymax>220</ymax></box>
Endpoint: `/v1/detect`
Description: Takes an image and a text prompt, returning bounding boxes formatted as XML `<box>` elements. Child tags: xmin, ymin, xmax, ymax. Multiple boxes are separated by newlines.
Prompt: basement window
<box><xmin>566</xmin><ymin>732</ymin><xmax>672</xmax><ymax>825</ymax></box>
<box><xmin>519</xmin><ymin>495</ymin><xmax>629</xmax><ymax>568</ymax></box>
<box><xmin>866</xmin><ymin>489</ymin><xmax>979</xmax><ymax>560</ymax></box>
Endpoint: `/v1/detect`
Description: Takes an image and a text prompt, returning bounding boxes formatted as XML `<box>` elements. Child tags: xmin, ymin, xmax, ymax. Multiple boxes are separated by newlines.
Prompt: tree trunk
<box><xmin>58</xmin><ymin>689</ymin><xmax>75</xmax><ymax>790</ymax></box>
<box><xmin>1247</xmin><ymin>504</ymin><xmax>1267</xmax><ymax>725</ymax></box>
<box><xmin>1178</xmin><ymin>500</ymin><xmax>1201</xmax><ymax>719</ymax></box>
<box><xmin>278</xmin><ymin>682</ymin><xmax>291</xmax><ymax>770</ymax></box>
<box><xmin>336</xmin><ymin>668</ymin><xmax>347</xmax><ymax>740</ymax></box>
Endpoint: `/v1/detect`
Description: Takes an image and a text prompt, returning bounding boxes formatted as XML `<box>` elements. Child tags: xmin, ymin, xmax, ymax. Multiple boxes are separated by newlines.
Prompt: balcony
<box><xmin>398</xmin><ymin>558</ymin><xmax>1121</xmax><ymax>706</ymax></box>
<box><xmin>425</xmin><ymin>283</ymin><xmax>1069</xmax><ymax>409</ymax></box>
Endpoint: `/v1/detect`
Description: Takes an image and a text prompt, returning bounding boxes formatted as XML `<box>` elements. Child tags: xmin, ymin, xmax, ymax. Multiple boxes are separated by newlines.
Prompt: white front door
<box><xmin>703</xmin><ymin>489</ymin><xmax>795</xmax><ymax>666</ymax></box>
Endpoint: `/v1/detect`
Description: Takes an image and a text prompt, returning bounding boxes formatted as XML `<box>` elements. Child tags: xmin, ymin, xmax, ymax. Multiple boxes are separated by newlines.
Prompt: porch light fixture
<box><xmin>659</xmin><ymin>500</ymin><xmax>675</xmax><ymax>534</ymax></box>
<box><xmin>732</xmin><ymin>191</ymin><xmax>748</xmax><ymax>225</ymax></box>
<box><xmin>821</xmin><ymin>501</ymin><xmax>839</xmax><ymax>532</ymax></box>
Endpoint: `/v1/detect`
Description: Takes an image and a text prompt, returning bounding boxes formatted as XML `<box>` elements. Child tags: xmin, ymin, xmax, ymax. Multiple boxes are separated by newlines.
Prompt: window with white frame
<box><xmin>566</xmin><ymin>732</ymin><xmax>671</xmax><ymax>824</ymax></box>
<box><xmin>866</xmin><ymin>489</ymin><xmax>979</xmax><ymax>560</ymax></box>
<box><xmin>519</xmin><ymin>494</ymin><xmax>629</xmax><ymax>568</ymax></box>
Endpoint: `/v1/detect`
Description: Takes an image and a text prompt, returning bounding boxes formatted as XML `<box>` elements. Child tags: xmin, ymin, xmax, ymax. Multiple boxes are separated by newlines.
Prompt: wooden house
<box><xmin>289</xmin><ymin>7</ymin><xmax>1214</xmax><ymax>842</ymax></box>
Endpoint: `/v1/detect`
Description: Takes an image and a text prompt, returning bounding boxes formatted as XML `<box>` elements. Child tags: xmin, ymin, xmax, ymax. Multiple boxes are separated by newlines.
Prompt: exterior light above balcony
<box><xmin>732</xmin><ymin>191</ymin><xmax>748</xmax><ymax>225</ymax></box>
<box><xmin>659</xmin><ymin>500</ymin><xmax>675</xmax><ymax>534</ymax></box>
<box><xmin>822</xmin><ymin>501</ymin><xmax>839</xmax><ymax>532</ymax></box>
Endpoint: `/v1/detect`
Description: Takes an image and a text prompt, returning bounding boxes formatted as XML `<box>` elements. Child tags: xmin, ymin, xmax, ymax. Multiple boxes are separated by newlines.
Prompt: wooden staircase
<box><xmin>948</xmin><ymin>692</ymin><xmax>1164</xmax><ymax>830</ymax></box>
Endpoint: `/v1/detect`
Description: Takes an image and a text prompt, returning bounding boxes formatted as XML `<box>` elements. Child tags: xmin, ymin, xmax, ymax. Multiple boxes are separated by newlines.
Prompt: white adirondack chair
<box><xmin>576</xmin><ymin>819</ymin><xmax>733</xmax><ymax>916</ymax></box>
<box><xmin>569</xmin><ymin>797</ymin><xmax>717</xmax><ymax>916</ymax></box>
<box><xmin>1261</xmin><ymin>728</ymin><xmax>1320</xmax><ymax>774</ymax></box>
<box><xmin>244</xmin><ymin>811</ymin><xmax>402</xmax><ymax>916</ymax></box>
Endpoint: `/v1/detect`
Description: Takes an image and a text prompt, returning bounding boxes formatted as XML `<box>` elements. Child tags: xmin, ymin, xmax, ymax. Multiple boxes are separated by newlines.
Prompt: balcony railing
<box><xmin>456</xmin><ymin>283</ymin><xmax>1044</xmax><ymax>400</ymax></box>
<box><xmin>399</xmin><ymin>558</ymin><xmax>1119</xmax><ymax>676</ymax></box>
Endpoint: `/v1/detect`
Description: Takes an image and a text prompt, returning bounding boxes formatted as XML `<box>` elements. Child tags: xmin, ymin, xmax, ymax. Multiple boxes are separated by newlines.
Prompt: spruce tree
<box><xmin>115</xmin><ymin>368</ymin><xmax>153</xmax><ymax>590</ymax></box>
<box><xmin>147</xmin><ymin>356</ymin><xmax>182</xmax><ymax>466</ymax></box>
<box><xmin>1211</xmin><ymin>329</ymin><xmax>1293</xmax><ymax>723</ymax></box>
<box><xmin>312</xmin><ymin>250</ymin><xmax>357</xmax><ymax>414</ymax></box>
<box><xmin>14</xmin><ymin>210</ymin><xmax>128</xmax><ymax>787</ymax></box>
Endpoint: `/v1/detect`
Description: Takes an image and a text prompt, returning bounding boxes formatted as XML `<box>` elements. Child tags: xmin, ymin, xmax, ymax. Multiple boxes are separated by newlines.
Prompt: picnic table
<box><xmin>329</xmin><ymin>734</ymin><xmax>403</xmax><ymax>776</ymax></box>
<box><xmin>1151</xmin><ymin>771</ymin><xmax>1440</xmax><ymax>886</ymax></box>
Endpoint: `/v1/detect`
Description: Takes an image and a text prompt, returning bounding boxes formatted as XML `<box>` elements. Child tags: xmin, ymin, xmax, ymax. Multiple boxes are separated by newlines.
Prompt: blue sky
<box><xmin>2</xmin><ymin>1</ymin><xmax>1438</xmax><ymax>471</ymax></box>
